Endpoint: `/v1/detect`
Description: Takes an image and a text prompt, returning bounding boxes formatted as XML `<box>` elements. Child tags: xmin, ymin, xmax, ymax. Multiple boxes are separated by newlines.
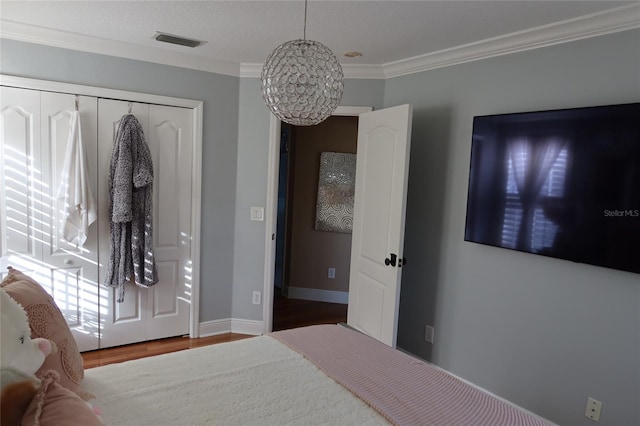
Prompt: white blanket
<box><xmin>83</xmin><ymin>336</ymin><xmax>387</xmax><ymax>426</ymax></box>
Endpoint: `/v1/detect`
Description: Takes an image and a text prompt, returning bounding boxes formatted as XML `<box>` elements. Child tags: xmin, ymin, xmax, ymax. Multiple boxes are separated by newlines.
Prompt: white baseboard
<box><xmin>199</xmin><ymin>318</ymin><xmax>264</xmax><ymax>337</ymax></box>
<box><xmin>231</xmin><ymin>318</ymin><xmax>264</xmax><ymax>336</ymax></box>
<box><xmin>199</xmin><ymin>318</ymin><xmax>232</xmax><ymax>337</ymax></box>
<box><xmin>287</xmin><ymin>287</ymin><xmax>348</xmax><ymax>304</ymax></box>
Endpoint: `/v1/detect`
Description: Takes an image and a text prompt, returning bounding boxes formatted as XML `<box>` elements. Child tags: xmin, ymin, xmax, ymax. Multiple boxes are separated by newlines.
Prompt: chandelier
<box><xmin>261</xmin><ymin>0</ymin><xmax>344</xmax><ymax>126</ymax></box>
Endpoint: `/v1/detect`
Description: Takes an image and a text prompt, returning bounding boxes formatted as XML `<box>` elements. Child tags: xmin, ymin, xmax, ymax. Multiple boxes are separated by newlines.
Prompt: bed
<box><xmin>82</xmin><ymin>324</ymin><xmax>551</xmax><ymax>426</ymax></box>
<box><xmin>2</xmin><ymin>268</ymin><xmax>550</xmax><ymax>425</ymax></box>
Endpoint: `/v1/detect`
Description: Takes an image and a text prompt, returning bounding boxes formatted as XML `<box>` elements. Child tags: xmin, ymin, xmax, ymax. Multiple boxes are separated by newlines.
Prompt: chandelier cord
<box><xmin>303</xmin><ymin>0</ymin><xmax>308</xmax><ymax>40</ymax></box>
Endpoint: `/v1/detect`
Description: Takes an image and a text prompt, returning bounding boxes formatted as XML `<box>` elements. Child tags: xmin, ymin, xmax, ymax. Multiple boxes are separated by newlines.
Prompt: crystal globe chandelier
<box><xmin>261</xmin><ymin>0</ymin><xmax>344</xmax><ymax>126</ymax></box>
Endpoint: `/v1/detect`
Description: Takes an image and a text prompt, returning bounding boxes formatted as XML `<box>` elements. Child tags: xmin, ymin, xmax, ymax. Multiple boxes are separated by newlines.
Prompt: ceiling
<box><xmin>1</xmin><ymin>1</ymin><xmax>638</xmax><ymax>77</ymax></box>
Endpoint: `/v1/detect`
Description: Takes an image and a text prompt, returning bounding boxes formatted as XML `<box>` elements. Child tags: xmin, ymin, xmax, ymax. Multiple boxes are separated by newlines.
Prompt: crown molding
<box><xmin>239</xmin><ymin>62</ymin><xmax>384</xmax><ymax>79</ymax></box>
<box><xmin>0</xmin><ymin>20</ymin><xmax>239</xmax><ymax>77</ymax></box>
<box><xmin>239</xmin><ymin>63</ymin><xmax>263</xmax><ymax>78</ymax></box>
<box><xmin>1</xmin><ymin>3</ymin><xmax>638</xmax><ymax>80</ymax></box>
<box><xmin>342</xmin><ymin>64</ymin><xmax>385</xmax><ymax>80</ymax></box>
<box><xmin>383</xmin><ymin>3</ymin><xmax>640</xmax><ymax>79</ymax></box>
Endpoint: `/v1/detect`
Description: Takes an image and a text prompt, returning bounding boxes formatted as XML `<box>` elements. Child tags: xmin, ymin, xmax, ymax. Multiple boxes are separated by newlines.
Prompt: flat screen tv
<box><xmin>464</xmin><ymin>102</ymin><xmax>640</xmax><ymax>275</ymax></box>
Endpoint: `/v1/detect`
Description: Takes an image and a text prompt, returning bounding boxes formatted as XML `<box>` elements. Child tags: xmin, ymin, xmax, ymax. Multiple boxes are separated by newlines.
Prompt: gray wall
<box><xmin>388</xmin><ymin>29</ymin><xmax>640</xmax><ymax>426</ymax></box>
<box><xmin>232</xmin><ymin>78</ymin><xmax>271</xmax><ymax>320</ymax></box>
<box><xmin>232</xmin><ymin>77</ymin><xmax>384</xmax><ymax>320</ymax></box>
<box><xmin>0</xmin><ymin>39</ymin><xmax>239</xmax><ymax>322</ymax></box>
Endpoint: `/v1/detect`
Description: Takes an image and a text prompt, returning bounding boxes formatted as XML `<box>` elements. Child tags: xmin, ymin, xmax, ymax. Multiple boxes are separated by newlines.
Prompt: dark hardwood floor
<box><xmin>82</xmin><ymin>333</ymin><xmax>252</xmax><ymax>369</ymax></box>
<box><xmin>82</xmin><ymin>292</ymin><xmax>347</xmax><ymax>369</ymax></box>
<box><xmin>272</xmin><ymin>290</ymin><xmax>347</xmax><ymax>331</ymax></box>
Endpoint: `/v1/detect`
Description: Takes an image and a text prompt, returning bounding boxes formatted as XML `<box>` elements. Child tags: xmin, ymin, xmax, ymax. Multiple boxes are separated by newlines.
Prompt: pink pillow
<box><xmin>1</xmin><ymin>267</ymin><xmax>87</xmax><ymax>399</ymax></box>
<box><xmin>21</xmin><ymin>370</ymin><xmax>102</xmax><ymax>426</ymax></box>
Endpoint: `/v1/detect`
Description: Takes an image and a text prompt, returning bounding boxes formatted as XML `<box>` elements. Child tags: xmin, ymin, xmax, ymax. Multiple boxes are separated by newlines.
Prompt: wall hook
<box><xmin>128</xmin><ymin>102</ymin><xmax>133</xmax><ymax>114</ymax></box>
<box><xmin>74</xmin><ymin>95</ymin><xmax>79</xmax><ymax>111</ymax></box>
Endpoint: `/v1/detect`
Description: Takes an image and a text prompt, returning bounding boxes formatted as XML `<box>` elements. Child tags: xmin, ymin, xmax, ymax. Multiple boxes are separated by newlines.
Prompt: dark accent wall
<box><xmin>287</xmin><ymin>116</ymin><xmax>358</xmax><ymax>293</ymax></box>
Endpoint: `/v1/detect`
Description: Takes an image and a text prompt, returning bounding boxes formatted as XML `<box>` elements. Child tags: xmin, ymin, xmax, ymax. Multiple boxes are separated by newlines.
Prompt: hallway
<box><xmin>272</xmin><ymin>292</ymin><xmax>347</xmax><ymax>331</ymax></box>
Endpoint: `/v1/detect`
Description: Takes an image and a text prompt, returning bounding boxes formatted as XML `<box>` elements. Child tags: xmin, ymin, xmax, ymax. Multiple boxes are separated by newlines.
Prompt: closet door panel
<box><xmin>111</xmin><ymin>290</ymin><xmax>144</xmax><ymax>320</ymax></box>
<box><xmin>155</xmin><ymin>120</ymin><xmax>179</xmax><ymax>247</ymax></box>
<box><xmin>1</xmin><ymin>88</ymin><xmax>100</xmax><ymax>351</ymax></box>
<box><xmin>41</xmin><ymin>93</ymin><xmax>75</xmax><ymax>254</ymax></box>
<box><xmin>146</xmin><ymin>104</ymin><xmax>192</xmax><ymax>340</ymax></box>
<box><xmin>0</xmin><ymin>87</ymin><xmax>42</xmax><ymax>271</ymax></box>
<box><xmin>97</xmin><ymin>99</ymin><xmax>150</xmax><ymax>348</ymax></box>
<box><xmin>40</xmin><ymin>92</ymin><xmax>100</xmax><ymax>352</ymax></box>
<box><xmin>152</xmin><ymin>260</ymin><xmax>179</xmax><ymax>316</ymax></box>
<box><xmin>40</xmin><ymin>93</ymin><xmax>100</xmax><ymax>255</ymax></box>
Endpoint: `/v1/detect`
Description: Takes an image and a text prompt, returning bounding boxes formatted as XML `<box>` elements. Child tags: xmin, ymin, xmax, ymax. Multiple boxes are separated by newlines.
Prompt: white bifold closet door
<box><xmin>1</xmin><ymin>87</ymin><xmax>100</xmax><ymax>351</ymax></box>
<box><xmin>1</xmin><ymin>87</ymin><xmax>193</xmax><ymax>351</ymax></box>
<box><xmin>97</xmin><ymin>99</ymin><xmax>192</xmax><ymax>349</ymax></box>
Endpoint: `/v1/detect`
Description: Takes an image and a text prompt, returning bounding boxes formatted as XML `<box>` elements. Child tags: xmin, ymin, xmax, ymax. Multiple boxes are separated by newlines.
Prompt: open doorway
<box><xmin>272</xmin><ymin>116</ymin><xmax>358</xmax><ymax>331</ymax></box>
<box><xmin>265</xmin><ymin>104</ymin><xmax>412</xmax><ymax>346</ymax></box>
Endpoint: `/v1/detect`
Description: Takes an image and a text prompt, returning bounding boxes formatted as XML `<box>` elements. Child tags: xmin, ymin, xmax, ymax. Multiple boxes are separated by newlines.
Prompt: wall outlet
<box><xmin>585</xmin><ymin>397</ymin><xmax>602</xmax><ymax>422</ymax></box>
<box><xmin>252</xmin><ymin>291</ymin><xmax>261</xmax><ymax>305</ymax></box>
<box><xmin>424</xmin><ymin>325</ymin><xmax>435</xmax><ymax>344</ymax></box>
<box><xmin>328</xmin><ymin>267</ymin><xmax>336</xmax><ymax>279</ymax></box>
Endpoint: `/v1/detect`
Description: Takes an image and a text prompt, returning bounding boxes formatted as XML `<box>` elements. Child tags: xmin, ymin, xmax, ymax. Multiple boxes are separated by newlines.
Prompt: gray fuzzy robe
<box><xmin>104</xmin><ymin>114</ymin><xmax>158</xmax><ymax>302</ymax></box>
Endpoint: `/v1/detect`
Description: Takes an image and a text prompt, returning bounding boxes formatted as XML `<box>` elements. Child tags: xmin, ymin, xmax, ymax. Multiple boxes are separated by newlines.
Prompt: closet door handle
<box><xmin>384</xmin><ymin>253</ymin><xmax>397</xmax><ymax>267</ymax></box>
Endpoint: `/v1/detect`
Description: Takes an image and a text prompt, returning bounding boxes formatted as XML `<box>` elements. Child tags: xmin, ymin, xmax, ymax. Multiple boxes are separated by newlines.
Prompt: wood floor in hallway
<box><xmin>272</xmin><ymin>291</ymin><xmax>348</xmax><ymax>331</ymax></box>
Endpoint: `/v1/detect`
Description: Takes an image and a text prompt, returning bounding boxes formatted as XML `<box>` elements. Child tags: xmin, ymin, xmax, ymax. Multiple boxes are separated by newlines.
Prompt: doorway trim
<box><xmin>262</xmin><ymin>106</ymin><xmax>373</xmax><ymax>333</ymax></box>
<box><xmin>0</xmin><ymin>74</ymin><xmax>204</xmax><ymax>339</ymax></box>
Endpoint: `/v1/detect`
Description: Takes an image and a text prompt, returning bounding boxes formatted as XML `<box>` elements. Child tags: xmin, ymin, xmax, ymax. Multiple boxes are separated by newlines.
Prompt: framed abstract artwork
<box><xmin>315</xmin><ymin>151</ymin><xmax>356</xmax><ymax>233</ymax></box>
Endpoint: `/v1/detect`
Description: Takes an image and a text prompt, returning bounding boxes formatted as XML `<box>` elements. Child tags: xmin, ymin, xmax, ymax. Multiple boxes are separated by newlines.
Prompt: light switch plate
<box><xmin>250</xmin><ymin>206</ymin><xmax>264</xmax><ymax>221</ymax></box>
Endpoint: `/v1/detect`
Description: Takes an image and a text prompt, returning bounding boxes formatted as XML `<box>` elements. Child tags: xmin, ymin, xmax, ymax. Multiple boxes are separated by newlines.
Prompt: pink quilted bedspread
<box><xmin>271</xmin><ymin>324</ymin><xmax>550</xmax><ymax>426</ymax></box>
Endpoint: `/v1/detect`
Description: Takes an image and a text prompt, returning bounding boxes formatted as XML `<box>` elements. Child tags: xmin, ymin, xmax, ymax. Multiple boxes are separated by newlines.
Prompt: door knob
<box><xmin>384</xmin><ymin>253</ymin><xmax>397</xmax><ymax>267</ymax></box>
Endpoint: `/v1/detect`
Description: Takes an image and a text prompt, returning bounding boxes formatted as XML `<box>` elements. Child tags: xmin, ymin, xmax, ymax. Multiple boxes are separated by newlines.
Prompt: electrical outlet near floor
<box><xmin>424</xmin><ymin>325</ymin><xmax>435</xmax><ymax>344</ymax></box>
<box><xmin>328</xmin><ymin>267</ymin><xmax>336</xmax><ymax>279</ymax></box>
<box><xmin>252</xmin><ymin>291</ymin><xmax>261</xmax><ymax>305</ymax></box>
<box><xmin>585</xmin><ymin>397</ymin><xmax>602</xmax><ymax>422</ymax></box>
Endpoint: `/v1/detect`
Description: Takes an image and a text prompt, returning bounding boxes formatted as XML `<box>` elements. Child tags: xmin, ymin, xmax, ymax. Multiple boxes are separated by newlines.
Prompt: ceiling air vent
<box><xmin>152</xmin><ymin>32</ymin><xmax>205</xmax><ymax>48</ymax></box>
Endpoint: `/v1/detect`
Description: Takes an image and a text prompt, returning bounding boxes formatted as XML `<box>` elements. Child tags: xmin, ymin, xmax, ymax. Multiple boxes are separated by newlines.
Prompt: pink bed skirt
<box><xmin>271</xmin><ymin>324</ymin><xmax>550</xmax><ymax>426</ymax></box>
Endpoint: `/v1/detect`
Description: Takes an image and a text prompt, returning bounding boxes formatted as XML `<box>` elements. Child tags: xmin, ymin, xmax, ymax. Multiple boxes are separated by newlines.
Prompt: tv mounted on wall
<box><xmin>464</xmin><ymin>102</ymin><xmax>640</xmax><ymax>275</ymax></box>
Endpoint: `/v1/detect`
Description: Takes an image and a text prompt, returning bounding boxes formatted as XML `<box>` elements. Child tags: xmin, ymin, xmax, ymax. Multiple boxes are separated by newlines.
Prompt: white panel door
<box><xmin>146</xmin><ymin>104</ymin><xmax>192</xmax><ymax>340</ymax></box>
<box><xmin>97</xmin><ymin>99</ymin><xmax>192</xmax><ymax>348</ymax></box>
<box><xmin>347</xmin><ymin>104</ymin><xmax>413</xmax><ymax>347</ymax></box>
<box><xmin>97</xmin><ymin>99</ymin><xmax>150</xmax><ymax>348</ymax></box>
<box><xmin>1</xmin><ymin>88</ymin><xmax>100</xmax><ymax>351</ymax></box>
<box><xmin>39</xmin><ymin>92</ymin><xmax>100</xmax><ymax>352</ymax></box>
<box><xmin>1</xmin><ymin>87</ymin><xmax>42</xmax><ymax>272</ymax></box>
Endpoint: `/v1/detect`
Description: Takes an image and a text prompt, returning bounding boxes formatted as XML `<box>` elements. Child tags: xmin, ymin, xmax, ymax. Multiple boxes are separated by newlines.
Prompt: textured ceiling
<box><xmin>0</xmin><ymin>1</ymin><xmax>636</xmax><ymax>66</ymax></box>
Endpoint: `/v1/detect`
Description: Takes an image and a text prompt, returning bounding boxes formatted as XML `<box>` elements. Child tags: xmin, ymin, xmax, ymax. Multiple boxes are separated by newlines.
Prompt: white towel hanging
<box><xmin>57</xmin><ymin>109</ymin><xmax>97</xmax><ymax>246</ymax></box>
